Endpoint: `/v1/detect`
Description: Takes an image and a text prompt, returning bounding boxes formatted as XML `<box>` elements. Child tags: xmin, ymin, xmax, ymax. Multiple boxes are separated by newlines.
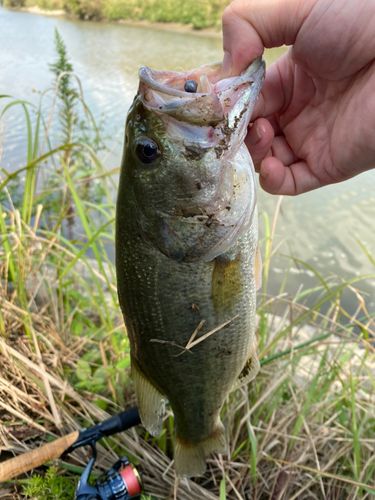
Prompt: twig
<box><xmin>150</xmin><ymin>315</ymin><xmax>239</xmax><ymax>357</ymax></box>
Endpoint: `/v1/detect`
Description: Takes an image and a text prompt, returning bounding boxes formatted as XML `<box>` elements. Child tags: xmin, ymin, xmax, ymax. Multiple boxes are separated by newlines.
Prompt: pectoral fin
<box><xmin>212</xmin><ymin>254</ymin><xmax>243</xmax><ymax>318</ymax></box>
<box><xmin>131</xmin><ymin>357</ymin><xmax>166</xmax><ymax>436</ymax></box>
<box><xmin>231</xmin><ymin>347</ymin><xmax>260</xmax><ymax>391</ymax></box>
<box><xmin>255</xmin><ymin>244</ymin><xmax>262</xmax><ymax>291</ymax></box>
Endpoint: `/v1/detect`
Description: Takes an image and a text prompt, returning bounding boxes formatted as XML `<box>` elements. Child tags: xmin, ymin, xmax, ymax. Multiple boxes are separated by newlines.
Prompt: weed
<box><xmin>22</xmin><ymin>466</ymin><xmax>78</xmax><ymax>500</ymax></box>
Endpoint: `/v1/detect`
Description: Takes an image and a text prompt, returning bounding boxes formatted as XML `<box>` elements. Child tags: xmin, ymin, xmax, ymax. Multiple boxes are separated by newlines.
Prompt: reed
<box><xmin>1</xmin><ymin>32</ymin><xmax>375</xmax><ymax>500</ymax></box>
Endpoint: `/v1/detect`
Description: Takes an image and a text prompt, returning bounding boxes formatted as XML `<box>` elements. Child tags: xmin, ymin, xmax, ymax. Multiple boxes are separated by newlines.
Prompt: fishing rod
<box><xmin>0</xmin><ymin>407</ymin><xmax>143</xmax><ymax>500</ymax></box>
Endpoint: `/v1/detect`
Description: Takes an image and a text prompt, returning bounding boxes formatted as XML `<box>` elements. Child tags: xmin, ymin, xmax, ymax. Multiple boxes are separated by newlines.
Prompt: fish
<box><xmin>115</xmin><ymin>56</ymin><xmax>265</xmax><ymax>478</ymax></box>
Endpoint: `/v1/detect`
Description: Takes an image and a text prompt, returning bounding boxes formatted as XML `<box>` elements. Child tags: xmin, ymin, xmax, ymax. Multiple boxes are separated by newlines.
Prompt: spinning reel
<box><xmin>63</xmin><ymin>407</ymin><xmax>143</xmax><ymax>500</ymax></box>
<box><xmin>73</xmin><ymin>443</ymin><xmax>142</xmax><ymax>500</ymax></box>
<box><xmin>0</xmin><ymin>407</ymin><xmax>143</xmax><ymax>500</ymax></box>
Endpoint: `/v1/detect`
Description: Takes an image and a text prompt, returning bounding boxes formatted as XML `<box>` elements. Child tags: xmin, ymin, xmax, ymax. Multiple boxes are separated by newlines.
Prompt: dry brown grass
<box><xmin>1</xmin><ymin>273</ymin><xmax>375</xmax><ymax>499</ymax></box>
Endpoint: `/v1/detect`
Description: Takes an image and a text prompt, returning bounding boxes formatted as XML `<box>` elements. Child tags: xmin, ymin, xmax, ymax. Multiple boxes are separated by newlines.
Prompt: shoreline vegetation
<box><xmin>2</xmin><ymin>0</ymin><xmax>230</xmax><ymax>31</ymax></box>
<box><xmin>1</xmin><ymin>23</ymin><xmax>375</xmax><ymax>500</ymax></box>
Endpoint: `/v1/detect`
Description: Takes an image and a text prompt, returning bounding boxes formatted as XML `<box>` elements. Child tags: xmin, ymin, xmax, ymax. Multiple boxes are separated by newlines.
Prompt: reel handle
<box><xmin>0</xmin><ymin>431</ymin><xmax>79</xmax><ymax>483</ymax></box>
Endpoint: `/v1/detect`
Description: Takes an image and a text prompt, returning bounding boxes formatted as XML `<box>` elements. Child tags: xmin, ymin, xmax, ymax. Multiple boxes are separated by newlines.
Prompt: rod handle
<box><xmin>0</xmin><ymin>430</ymin><xmax>79</xmax><ymax>483</ymax></box>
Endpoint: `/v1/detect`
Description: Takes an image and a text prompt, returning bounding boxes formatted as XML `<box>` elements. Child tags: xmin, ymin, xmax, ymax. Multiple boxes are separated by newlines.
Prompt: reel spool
<box><xmin>74</xmin><ymin>441</ymin><xmax>142</xmax><ymax>500</ymax></box>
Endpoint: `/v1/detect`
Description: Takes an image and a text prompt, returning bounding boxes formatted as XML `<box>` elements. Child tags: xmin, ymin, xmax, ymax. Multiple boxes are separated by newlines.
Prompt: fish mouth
<box><xmin>131</xmin><ymin>58</ymin><xmax>265</xmax><ymax>263</ymax></box>
<box><xmin>138</xmin><ymin>57</ymin><xmax>265</xmax><ymax>128</ymax></box>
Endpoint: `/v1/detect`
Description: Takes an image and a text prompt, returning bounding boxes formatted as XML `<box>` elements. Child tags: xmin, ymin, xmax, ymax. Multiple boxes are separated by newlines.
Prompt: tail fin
<box><xmin>174</xmin><ymin>420</ymin><xmax>227</xmax><ymax>478</ymax></box>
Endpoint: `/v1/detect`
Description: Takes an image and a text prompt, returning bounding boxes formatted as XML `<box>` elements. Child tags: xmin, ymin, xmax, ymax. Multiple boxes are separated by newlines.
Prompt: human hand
<box><xmin>222</xmin><ymin>0</ymin><xmax>375</xmax><ymax>195</ymax></box>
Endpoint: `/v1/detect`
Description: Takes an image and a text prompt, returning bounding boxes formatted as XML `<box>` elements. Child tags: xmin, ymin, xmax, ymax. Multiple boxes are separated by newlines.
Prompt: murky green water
<box><xmin>1</xmin><ymin>7</ymin><xmax>374</xmax><ymax>316</ymax></box>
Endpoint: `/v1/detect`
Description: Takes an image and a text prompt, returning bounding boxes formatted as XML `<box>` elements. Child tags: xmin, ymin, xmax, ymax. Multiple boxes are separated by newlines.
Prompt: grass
<box><xmin>1</xmin><ymin>31</ymin><xmax>375</xmax><ymax>500</ymax></box>
<box><xmin>3</xmin><ymin>0</ymin><xmax>231</xmax><ymax>29</ymax></box>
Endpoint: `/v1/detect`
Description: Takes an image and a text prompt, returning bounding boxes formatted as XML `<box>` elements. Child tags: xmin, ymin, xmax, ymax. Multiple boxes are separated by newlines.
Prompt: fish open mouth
<box><xmin>138</xmin><ymin>57</ymin><xmax>265</xmax><ymax>128</ymax></box>
<box><xmin>129</xmin><ymin>58</ymin><xmax>265</xmax><ymax>263</ymax></box>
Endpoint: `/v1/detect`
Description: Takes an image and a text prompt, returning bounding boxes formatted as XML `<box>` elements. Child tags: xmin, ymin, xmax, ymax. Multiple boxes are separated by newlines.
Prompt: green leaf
<box><xmin>116</xmin><ymin>356</ymin><xmax>131</xmax><ymax>370</ymax></box>
<box><xmin>220</xmin><ymin>475</ymin><xmax>226</xmax><ymax>500</ymax></box>
<box><xmin>76</xmin><ymin>359</ymin><xmax>91</xmax><ymax>381</ymax></box>
<box><xmin>72</xmin><ymin>319</ymin><xmax>83</xmax><ymax>336</ymax></box>
<box><xmin>92</xmin><ymin>366</ymin><xmax>107</xmax><ymax>386</ymax></box>
<box><xmin>93</xmin><ymin>398</ymin><xmax>108</xmax><ymax>411</ymax></box>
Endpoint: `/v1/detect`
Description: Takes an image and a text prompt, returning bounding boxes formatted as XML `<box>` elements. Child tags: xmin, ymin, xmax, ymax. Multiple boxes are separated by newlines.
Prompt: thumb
<box><xmin>222</xmin><ymin>0</ymin><xmax>316</xmax><ymax>77</ymax></box>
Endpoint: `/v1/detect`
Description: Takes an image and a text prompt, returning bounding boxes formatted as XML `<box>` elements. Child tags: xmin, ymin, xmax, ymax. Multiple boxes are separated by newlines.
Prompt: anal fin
<box><xmin>174</xmin><ymin>419</ymin><xmax>227</xmax><ymax>478</ymax></box>
<box><xmin>131</xmin><ymin>357</ymin><xmax>166</xmax><ymax>436</ymax></box>
<box><xmin>231</xmin><ymin>347</ymin><xmax>260</xmax><ymax>391</ymax></box>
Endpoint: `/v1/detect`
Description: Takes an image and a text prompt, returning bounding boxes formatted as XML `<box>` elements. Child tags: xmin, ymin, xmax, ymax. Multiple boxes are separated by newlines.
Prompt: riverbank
<box><xmin>17</xmin><ymin>4</ymin><xmax>65</xmax><ymax>15</ymax></box>
<box><xmin>3</xmin><ymin>0</ymin><xmax>230</xmax><ymax>29</ymax></box>
<box><xmin>15</xmin><ymin>4</ymin><xmax>224</xmax><ymax>38</ymax></box>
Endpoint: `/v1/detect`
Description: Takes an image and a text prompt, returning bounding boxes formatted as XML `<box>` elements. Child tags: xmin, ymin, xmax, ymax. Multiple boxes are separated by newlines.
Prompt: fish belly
<box><xmin>116</xmin><ymin>206</ymin><xmax>259</xmax><ymax>477</ymax></box>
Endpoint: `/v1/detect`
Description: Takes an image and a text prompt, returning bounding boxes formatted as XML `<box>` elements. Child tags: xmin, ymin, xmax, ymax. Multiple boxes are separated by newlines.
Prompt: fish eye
<box><xmin>136</xmin><ymin>137</ymin><xmax>161</xmax><ymax>164</ymax></box>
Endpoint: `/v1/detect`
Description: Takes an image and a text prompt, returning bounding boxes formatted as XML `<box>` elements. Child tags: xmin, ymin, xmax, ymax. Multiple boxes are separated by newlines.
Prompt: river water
<box><xmin>1</xmin><ymin>7</ymin><xmax>374</xmax><ymax>318</ymax></box>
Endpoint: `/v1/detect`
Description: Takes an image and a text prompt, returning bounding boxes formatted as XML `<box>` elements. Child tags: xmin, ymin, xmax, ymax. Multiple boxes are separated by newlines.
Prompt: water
<box><xmin>1</xmin><ymin>7</ymin><xmax>374</xmax><ymax>317</ymax></box>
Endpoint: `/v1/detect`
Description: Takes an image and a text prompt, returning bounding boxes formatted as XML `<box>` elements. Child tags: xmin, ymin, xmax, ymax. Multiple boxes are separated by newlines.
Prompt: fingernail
<box><xmin>260</xmin><ymin>160</ymin><xmax>269</xmax><ymax>178</ymax></box>
<box><xmin>247</xmin><ymin>121</ymin><xmax>262</xmax><ymax>146</ymax></box>
<box><xmin>222</xmin><ymin>51</ymin><xmax>232</xmax><ymax>78</ymax></box>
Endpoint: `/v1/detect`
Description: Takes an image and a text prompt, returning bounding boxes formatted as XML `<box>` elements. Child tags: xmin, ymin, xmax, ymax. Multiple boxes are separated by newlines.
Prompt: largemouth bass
<box><xmin>116</xmin><ymin>57</ymin><xmax>265</xmax><ymax>478</ymax></box>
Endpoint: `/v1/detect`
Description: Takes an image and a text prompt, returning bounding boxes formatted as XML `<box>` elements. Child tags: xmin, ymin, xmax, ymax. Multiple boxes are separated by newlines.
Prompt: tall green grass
<box><xmin>1</xmin><ymin>30</ymin><xmax>375</xmax><ymax>500</ymax></box>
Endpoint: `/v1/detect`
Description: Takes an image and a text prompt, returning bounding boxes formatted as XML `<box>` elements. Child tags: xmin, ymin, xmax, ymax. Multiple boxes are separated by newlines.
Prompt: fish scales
<box><xmin>116</xmin><ymin>57</ymin><xmax>265</xmax><ymax>477</ymax></box>
<box><xmin>116</xmin><ymin>215</ymin><xmax>258</xmax><ymax>435</ymax></box>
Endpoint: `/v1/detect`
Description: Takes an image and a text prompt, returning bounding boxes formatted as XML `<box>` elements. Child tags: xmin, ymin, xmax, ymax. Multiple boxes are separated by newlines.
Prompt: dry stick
<box><xmin>0</xmin><ymin>401</ymin><xmax>51</xmax><ymax>436</ymax></box>
<box><xmin>151</xmin><ymin>315</ymin><xmax>238</xmax><ymax>357</ymax></box>
<box><xmin>22</xmin><ymin>217</ymin><xmax>60</xmax><ymax>326</ymax></box>
<box><xmin>0</xmin><ymin>376</ymin><xmax>44</xmax><ymax>409</ymax></box>
<box><xmin>346</xmin><ymin>282</ymin><xmax>375</xmax><ymax>331</ymax></box>
<box><xmin>15</xmin><ymin>227</ymin><xmax>117</xmax><ymax>295</ymax></box>
<box><xmin>30</xmin><ymin>327</ymin><xmax>62</xmax><ymax>429</ymax></box>
<box><xmin>41</xmin><ymin>235</ymin><xmax>118</xmax><ymax>293</ymax></box>
<box><xmin>226</xmin><ymin>472</ymin><xmax>243</xmax><ymax>500</ymax></box>
<box><xmin>289</xmin><ymin>383</ymin><xmax>326</xmax><ymax>500</ymax></box>
<box><xmin>149</xmin><ymin>320</ymin><xmax>206</xmax><ymax>355</ymax></box>
<box><xmin>258</xmin><ymin>293</ymin><xmax>375</xmax><ymax>352</ymax></box>
<box><xmin>0</xmin><ymin>339</ymin><xmax>92</xmax><ymax>410</ymax></box>
<box><xmin>253</xmin><ymin>426</ymin><xmax>307</xmax><ymax>443</ymax></box>
<box><xmin>185</xmin><ymin>319</ymin><xmax>205</xmax><ymax>348</ymax></box>
<box><xmin>232</xmin><ymin>372</ymin><xmax>289</xmax><ymax>449</ymax></box>
<box><xmin>0</xmin><ymin>371</ymin><xmax>56</xmax><ymax>426</ymax></box>
<box><xmin>149</xmin><ymin>339</ymin><xmax>192</xmax><ymax>354</ymax></box>
<box><xmin>286</xmin><ymin>443</ymin><xmax>353</xmax><ymax>500</ymax></box>
<box><xmin>0</xmin><ymin>300</ymin><xmax>63</xmax><ymax>354</ymax></box>
<box><xmin>173</xmin><ymin>476</ymin><xmax>180</xmax><ymax>500</ymax></box>
<box><xmin>187</xmin><ymin>316</ymin><xmax>238</xmax><ymax>349</ymax></box>
<box><xmin>265</xmin><ymin>456</ymin><xmax>375</xmax><ymax>495</ymax></box>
